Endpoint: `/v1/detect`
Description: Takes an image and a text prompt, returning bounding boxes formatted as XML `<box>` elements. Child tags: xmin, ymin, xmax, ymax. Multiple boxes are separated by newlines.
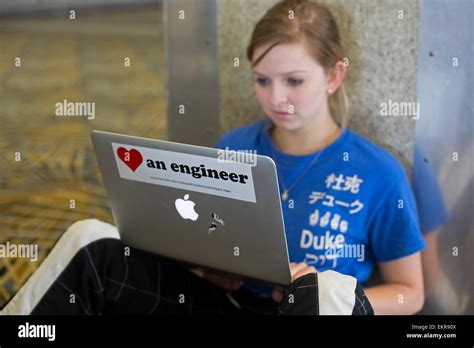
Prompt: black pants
<box><xmin>1</xmin><ymin>219</ymin><xmax>373</xmax><ymax>316</ymax></box>
<box><xmin>30</xmin><ymin>238</ymin><xmax>275</xmax><ymax>315</ymax></box>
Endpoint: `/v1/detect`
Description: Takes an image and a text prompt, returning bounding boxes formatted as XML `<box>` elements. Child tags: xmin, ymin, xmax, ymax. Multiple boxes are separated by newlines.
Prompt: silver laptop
<box><xmin>91</xmin><ymin>130</ymin><xmax>291</xmax><ymax>286</ymax></box>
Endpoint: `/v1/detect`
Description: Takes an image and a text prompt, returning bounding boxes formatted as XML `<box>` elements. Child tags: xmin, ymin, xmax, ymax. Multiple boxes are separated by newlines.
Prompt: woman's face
<box><xmin>252</xmin><ymin>42</ymin><xmax>330</xmax><ymax>132</ymax></box>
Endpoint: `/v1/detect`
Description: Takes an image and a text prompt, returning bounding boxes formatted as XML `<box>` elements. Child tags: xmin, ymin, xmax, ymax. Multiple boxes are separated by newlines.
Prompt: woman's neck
<box><xmin>270</xmin><ymin>116</ymin><xmax>341</xmax><ymax>156</ymax></box>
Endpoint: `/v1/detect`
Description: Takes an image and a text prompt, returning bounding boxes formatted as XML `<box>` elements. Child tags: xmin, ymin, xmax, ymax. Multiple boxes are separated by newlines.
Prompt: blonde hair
<box><xmin>247</xmin><ymin>0</ymin><xmax>350</xmax><ymax>128</ymax></box>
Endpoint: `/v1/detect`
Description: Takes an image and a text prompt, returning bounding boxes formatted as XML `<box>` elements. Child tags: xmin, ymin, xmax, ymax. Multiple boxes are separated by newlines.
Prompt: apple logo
<box><xmin>175</xmin><ymin>194</ymin><xmax>199</xmax><ymax>221</ymax></box>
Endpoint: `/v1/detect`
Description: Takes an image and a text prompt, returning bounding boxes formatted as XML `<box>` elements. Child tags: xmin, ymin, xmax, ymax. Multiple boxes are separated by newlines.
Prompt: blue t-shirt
<box><xmin>216</xmin><ymin>119</ymin><xmax>426</xmax><ymax>285</ymax></box>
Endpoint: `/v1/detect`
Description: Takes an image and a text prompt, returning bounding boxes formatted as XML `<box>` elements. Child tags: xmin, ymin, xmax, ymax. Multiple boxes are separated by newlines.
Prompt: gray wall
<box><xmin>415</xmin><ymin>0</ymin><xmax>473</xmax><ymax>314</ymax></box>
<box><xmin>219</xmin><ymin>0</ymin><xmax>419</xmax><ymax>171</ymax></box>
<box><xmin>164</xmin><ymin>0</ymin><xmax>220</xmax><ymax>145</ymax></box>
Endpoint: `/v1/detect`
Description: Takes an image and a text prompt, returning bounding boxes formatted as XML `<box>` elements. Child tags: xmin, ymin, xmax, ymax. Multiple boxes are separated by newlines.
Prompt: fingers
<box><xmin>271</xmin><ymin>287</ymin><xmax>284</xmax><ymax>303</ymax></box>
<box><xmin>226</xmin><ymin>278</ymin><xmax>244</xmax><ymax>291</ymax></box>
<box><xmin>293</xmin><ymin>266</ymin><xmax>317</xmax><ymax>280</ymax></box>
<box><xmin>202</xmin><ymin>262</ymin><xmax>317</xmax><ymax>292</ymax></box>
<box><xmin>272</xmin><ymin>262</ymin><xmax>317</xmax><ymax>303</ymax></box>
<box><xmin>290</xmin><ymin>262</ymin><xmax>317</xmax><ymax>281</ymax></box>
<box><xmin>290</xmin><ymin>262</ymin><xmax>308</xmax><ymax>277</ymax></box>
<box><xmin>270</xmin><ymin>263</ymin><xmax>317</xmax><ymax>303</ymax></box>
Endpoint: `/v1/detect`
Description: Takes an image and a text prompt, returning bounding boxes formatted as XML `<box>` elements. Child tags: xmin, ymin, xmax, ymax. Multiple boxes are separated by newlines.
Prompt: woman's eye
<box><xmin>288</xmin><ymin>78</ymin><xmax>303</xmax><ymax>86</ymax></box>
<box><xmin>255</xmin><ymin>78</ymin><xmax>269</xmax><ymax>86</ymax></box>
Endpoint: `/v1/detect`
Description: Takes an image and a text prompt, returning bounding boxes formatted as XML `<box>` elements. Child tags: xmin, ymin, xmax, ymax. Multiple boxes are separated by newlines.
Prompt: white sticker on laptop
<box><xmin>111</xmin><ymin>142</ymin><xmax>257</xmax><ymax>203</ymax></box>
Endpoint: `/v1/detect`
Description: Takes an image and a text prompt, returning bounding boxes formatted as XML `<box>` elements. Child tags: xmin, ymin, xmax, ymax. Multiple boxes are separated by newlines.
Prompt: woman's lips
<box><xmin>272</xmin><ymin>110</ymin><xmax>293</xmax><ymax>119</ymax></box>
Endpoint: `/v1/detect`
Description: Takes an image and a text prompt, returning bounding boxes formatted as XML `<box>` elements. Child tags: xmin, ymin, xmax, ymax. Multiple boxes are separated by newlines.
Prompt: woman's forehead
<box><xmin>252</xmin><ymin>42</ymin><xmax>322</xmax><ymax>75</ymax></box>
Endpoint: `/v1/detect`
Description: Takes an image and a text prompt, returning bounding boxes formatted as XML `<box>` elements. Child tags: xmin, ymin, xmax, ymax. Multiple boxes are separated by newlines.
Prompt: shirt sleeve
<box><xmin>368</xmin><ymin>173</ymin><xmax>426</xmax><ymax>262</ymax></box>
<box><xmin>214</xmin><ymin>131</ymin><xmax>233</xmax><ymax>150</ymax></box>
<box><xmin>214</xmin><ymin>136</ymin><xmax>227</xmax><ymax>149</ymax></box>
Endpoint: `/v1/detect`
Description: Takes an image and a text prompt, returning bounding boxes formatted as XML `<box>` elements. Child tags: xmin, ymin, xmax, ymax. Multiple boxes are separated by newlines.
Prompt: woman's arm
<box><xmin>364</xmin><ymin>252</ymin><xmax>424</xmax><ymax>315</ymax></box>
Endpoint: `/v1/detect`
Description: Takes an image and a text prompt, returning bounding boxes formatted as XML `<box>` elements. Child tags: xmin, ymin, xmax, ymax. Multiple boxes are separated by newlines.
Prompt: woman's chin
<box><xmin>269</xmin><ymin>116</ymin><xmax>301</xmax><ymax>132</ymax></box>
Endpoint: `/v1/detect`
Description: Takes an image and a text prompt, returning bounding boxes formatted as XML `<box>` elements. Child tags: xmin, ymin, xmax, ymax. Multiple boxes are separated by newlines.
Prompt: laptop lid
<box><xmin>91</xmin><ymin>130</ymin><xmax>291</xmax><ymax>286</ymax></box>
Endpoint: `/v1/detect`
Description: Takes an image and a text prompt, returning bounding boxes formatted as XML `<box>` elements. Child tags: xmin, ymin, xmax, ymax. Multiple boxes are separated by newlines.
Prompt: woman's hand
<box><xmin>202</xmin><ymin>269</ymin><xmax>244</xmax><ymax>291</ymax></box>
<box><xmin>290</xmin><ymin>262</ymin><xmax>318</xmax><ymax>280</ymax></box>
<box><xmin>271</xmin><ymin>262</ymin><xmax>318</xmax><ymax>302</ymax></box>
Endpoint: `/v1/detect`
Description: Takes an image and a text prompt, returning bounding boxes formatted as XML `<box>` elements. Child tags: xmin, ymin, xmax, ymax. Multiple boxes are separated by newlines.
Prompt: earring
<box><xmin>327</xmin><ymin>88</ymin><xmax>333</xmax><ymax>95</ymax></box>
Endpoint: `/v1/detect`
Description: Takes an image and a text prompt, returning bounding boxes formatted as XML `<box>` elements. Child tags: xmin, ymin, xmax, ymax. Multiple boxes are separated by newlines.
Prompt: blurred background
<box><xmin>0</xmin><ymin>0</ymin><xmax>165</xmax><ymax>304</ymax></box>
<box><xmin>0</xmin><ymin>0</ymin><xmax>472</xmax><ymax>314</ymax></box>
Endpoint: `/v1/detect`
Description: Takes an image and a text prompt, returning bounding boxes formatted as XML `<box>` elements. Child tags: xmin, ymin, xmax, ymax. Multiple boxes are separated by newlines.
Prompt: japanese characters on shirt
<box><xmin>300</xmin><ymin>173</ymin><xmax>365</xmax><ymax>269</ymax></box>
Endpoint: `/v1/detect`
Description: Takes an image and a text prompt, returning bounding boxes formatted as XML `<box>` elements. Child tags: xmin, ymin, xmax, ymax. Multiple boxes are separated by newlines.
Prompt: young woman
<box><xmin>211</xmin><ymin>0</ymin><xmax>426</xmax><ymax>314</ymax></box>
<box><xmin>2</xmin><ymin>0</ymin><xmax>421</xmax><ymax>316</ymax></box>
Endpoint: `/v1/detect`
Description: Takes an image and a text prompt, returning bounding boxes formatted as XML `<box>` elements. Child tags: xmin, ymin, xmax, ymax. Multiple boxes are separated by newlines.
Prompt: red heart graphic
<box><xmin>117</xmin><ymin>147</ymin><xmax>143</xmax><ymax>172</ymax></box>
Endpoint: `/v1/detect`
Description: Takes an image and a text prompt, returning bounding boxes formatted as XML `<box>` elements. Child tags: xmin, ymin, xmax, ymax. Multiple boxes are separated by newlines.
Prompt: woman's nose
<box><xmin>269</xmin><ymin>84</ymin><xmax>288</xmax><ymax>107</ymax></box>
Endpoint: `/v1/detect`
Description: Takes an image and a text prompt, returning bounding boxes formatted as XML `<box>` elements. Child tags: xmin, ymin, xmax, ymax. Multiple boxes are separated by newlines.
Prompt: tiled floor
<box><xmin>0</xmin><ymin>4</ymin><xmax>167</xmax><ymax>306</ymax></box>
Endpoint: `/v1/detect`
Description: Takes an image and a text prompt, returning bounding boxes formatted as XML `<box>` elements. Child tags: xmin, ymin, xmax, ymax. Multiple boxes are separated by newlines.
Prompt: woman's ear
<box><xmin>326</xmin><ymin>61</ymin><xmax>347</xmax><ymax>94</ymax></box>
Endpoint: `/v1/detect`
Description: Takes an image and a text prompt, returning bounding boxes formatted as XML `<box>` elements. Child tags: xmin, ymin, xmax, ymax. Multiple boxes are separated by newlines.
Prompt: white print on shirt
<box><xmin>300</xmin><ymin>227</ymin><xmax>365</xmax><ymax>268</ymax></box>
<box><xmin>300</xmin><ymin>229</ymin><xmax>343</xmax><ymax>267</ymax></box>
<box><xmin>309</xmin><ymin>191</ymin><xmax>364</xmax><ymax>214</ymax></box>
<box><xmin>325</xmin><ymin>173</ymin><xmax>364</xmax><ymax>193</ymax></box>
<box><xmin>300</xmin><ymin>173</ymin><xmax>366</xmax><ymax>269</ymax></box>
<box><xmin>304</xmin><ymin>252</ymin><xmax>338</xmax><ymax>268</ymax></box>
<box><xmin>309</xmin><ymin>209</ymin><xmax>348</xmax><ymax>233</ymax></box>
<box><xmin>300</xmin><ymin>229</ymin><xmax>345</xmax><ymax>250</ymax></box>
<box><xmin>303</xmin><ymin>243</ymin><xmax>366</xmax><ymax>268</ymax></box>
